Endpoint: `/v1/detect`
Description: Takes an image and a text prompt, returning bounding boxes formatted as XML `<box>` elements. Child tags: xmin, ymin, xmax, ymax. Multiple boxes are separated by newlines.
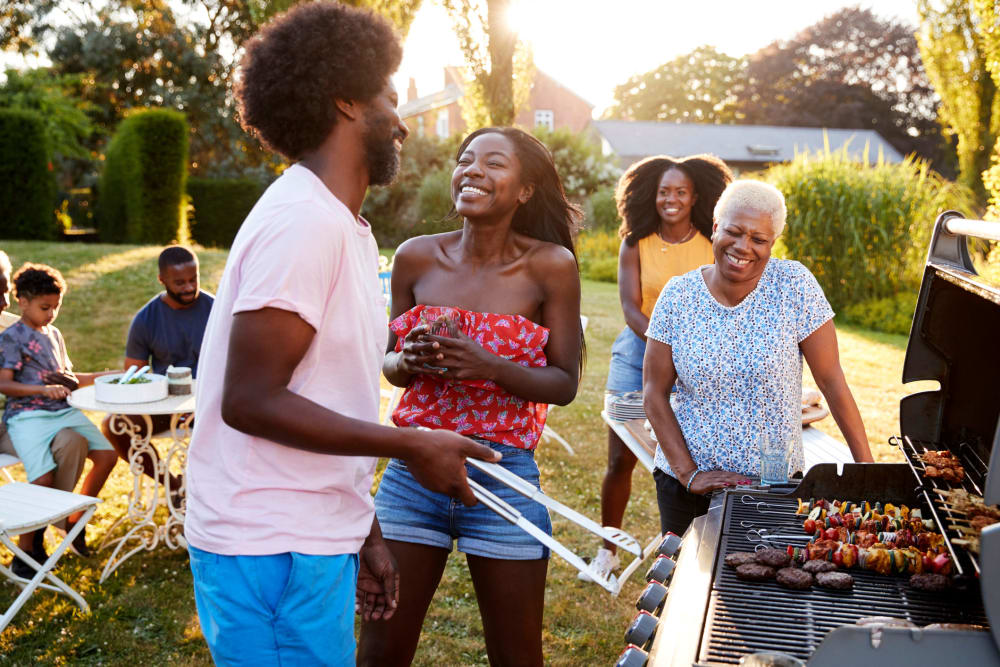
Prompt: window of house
<box><xmin>416</xmin><ymin>116</ymin><xmax>425</xmax><ymax>136</ymax></box>
<box><xmin>534</xmin><ymin>109</ymin><xmax>554</xmax><ymax>131</ymax></box>
<box><xmin>436</xmin><ymin>110</ymin><xmax>449</xmax><ymax>137</ymax></box>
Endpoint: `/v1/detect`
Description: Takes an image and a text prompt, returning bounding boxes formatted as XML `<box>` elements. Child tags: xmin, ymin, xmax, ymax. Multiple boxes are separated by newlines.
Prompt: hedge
<box><xmin>766</xmin><ymin>145</ymin><xmax>975</xmax><ymax>312</ymax></box>
<box><xmin>97</xmin><ymin>109</ymin><xmax>189</xmax><ymax>244</ymax></box>
<box><xmin>188</xmin><ymin>177</ymin><xmax>263</xmax><ymax>247</ymax></box>
<box><xmin>0</xmin><ymin>109</ymin><xmax>56</xmax><ymax>239</ymax></box>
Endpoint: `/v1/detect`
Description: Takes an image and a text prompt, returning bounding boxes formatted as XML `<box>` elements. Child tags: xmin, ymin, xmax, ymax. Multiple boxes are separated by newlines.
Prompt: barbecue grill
<box><xmin>617</xmin><ymin>212</ymin><xmax>1000</xmax><ymax>666</ymax></box>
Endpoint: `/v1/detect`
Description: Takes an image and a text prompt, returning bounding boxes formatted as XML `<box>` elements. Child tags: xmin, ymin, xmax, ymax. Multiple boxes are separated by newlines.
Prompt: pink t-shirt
<box><xmin>184</xmin><ymin>163</ymin><xmax>388</xmax><ymax>556</ymax></box>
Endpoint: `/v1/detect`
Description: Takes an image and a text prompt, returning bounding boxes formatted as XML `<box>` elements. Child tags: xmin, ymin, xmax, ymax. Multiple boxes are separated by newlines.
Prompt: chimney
<box><xmin>407</xmin><ymin>77</ymin><xmax>418</xmax><ymax>103</ymax></box>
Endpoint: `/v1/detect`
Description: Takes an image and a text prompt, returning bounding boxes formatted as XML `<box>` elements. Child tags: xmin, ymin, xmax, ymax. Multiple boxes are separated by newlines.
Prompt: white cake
<box><xmin>94</xmin><ymin>373</ymin><xmax>168</xmax><ymax>404</ymax></box>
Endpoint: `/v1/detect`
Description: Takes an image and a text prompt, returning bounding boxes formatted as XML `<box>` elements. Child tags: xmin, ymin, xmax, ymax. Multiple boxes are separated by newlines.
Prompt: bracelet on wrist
<box><xmin>685</xmin><ymin>469</ymin><xmax>703</xmax><ymax>493</ymax></box>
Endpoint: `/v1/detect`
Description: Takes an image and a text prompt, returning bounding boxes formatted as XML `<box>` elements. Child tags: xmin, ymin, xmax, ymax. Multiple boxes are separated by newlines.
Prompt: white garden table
<box><xmin>68</xmin><ymin>383</ymin><xmax>195</xmax><ymax>583</ymax></box>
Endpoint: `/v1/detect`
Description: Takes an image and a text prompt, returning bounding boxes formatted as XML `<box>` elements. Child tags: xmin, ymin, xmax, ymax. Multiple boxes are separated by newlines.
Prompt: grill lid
<box><xmin>901</xmin><ymin>213</ymin><xmax>1000</xmax><ymax>506</ymax></box>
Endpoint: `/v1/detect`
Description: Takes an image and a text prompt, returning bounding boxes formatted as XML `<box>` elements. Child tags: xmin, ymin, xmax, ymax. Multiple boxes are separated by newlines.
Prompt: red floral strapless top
<box><xmin>390</xmin><ymin>305</ymin><xmax>550</xmax><ymax>450</ymax></box>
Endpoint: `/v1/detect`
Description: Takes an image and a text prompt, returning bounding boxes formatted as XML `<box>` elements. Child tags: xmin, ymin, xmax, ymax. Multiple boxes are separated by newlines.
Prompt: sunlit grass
<box><xmin>0</xmin><ymin>242</ymin><xmax>919</xmax><ymax>664</ymax></box>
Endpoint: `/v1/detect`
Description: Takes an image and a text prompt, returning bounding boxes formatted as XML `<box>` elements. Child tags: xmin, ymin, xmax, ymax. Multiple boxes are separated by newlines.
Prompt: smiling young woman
<box><xmin>358</xmin><ymin>127</ymin><xmax>583</xmax><ymax>666</ymax></box>
<box><xmin>582</xmin><ymin>154</ymin><xmax>733</xmax><ymax>583</ymax></box>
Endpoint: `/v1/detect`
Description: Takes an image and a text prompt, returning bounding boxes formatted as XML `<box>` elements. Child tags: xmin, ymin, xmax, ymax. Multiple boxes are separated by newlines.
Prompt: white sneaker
<box><xmin>577</xmin><ymin>547</ymin><xmax>619</xmax><ymax>582</ymax></box>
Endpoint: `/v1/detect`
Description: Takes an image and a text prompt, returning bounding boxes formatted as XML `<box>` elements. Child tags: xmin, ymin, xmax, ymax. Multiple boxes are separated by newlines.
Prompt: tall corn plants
<box><xmin>766</xmin><ymin>143</ymin><xmax>975</xmax><ymax>312</ymax></box>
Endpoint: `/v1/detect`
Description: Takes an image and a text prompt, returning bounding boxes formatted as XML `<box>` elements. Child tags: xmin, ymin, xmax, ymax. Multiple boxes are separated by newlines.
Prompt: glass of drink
<box><xmin>759</xmin><ymin>432</ymin><xmax>790</xmax><ymax>485</ymax></box>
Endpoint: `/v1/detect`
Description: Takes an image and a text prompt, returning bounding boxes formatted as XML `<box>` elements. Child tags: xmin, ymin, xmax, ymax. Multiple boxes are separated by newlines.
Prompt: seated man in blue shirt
<box><xmin>100</xmin><ymin>246</ymin><xmax>213</xmax><ymax>495</ymax></box>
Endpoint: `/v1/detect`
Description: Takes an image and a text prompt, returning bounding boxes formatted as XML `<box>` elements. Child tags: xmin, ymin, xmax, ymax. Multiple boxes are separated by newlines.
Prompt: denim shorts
<box><xmin>375</xmin><ymin>439</ymin><xmax>551</xmax><ymax>560</ymax></box>
<box><xmin>606</xmin><ymin>326</ymin><xmax>646</xmax><ymax>393</ymax></box>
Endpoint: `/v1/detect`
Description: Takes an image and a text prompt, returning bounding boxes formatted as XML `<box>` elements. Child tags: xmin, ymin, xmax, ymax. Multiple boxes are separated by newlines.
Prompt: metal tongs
<box><xmin>467</xmin><ymin>458</ymin><xmax>642</xmax><ymax>558</ymax></box>
<box><xmin>465</xmin><ymin>478</ymin><xmax>621</xmax><ymax>593</ymax></box>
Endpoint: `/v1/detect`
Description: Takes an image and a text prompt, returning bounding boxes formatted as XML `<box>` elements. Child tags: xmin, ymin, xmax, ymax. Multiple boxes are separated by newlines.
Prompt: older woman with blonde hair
<box><xmin>642</xmin><ymin>180</ymin><xmax>874</xmax><ymax>535</ymax></box>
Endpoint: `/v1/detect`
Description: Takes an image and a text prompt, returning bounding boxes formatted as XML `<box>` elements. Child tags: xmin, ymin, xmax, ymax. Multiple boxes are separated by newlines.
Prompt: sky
<box><xmin>393</xmin><ymin>0</ymin><xmax>920</xmax><ymax>115</ymax></box>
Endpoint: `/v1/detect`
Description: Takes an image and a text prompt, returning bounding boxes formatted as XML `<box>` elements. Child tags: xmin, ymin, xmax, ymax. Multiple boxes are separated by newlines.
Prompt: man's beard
<box><xmin>165</xmin><ymin>286</ymin><xmax>198</xmax><ymax>306</ymax></box>
<box><xmin>363</xmin><ymin>110</ymin><xmax>402</xmax><ymax>186</ymax></box>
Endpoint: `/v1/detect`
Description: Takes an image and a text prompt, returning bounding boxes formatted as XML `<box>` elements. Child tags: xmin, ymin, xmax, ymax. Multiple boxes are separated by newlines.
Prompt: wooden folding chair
<box><xmin>0</xmin><ymin>483</ymin><xmax>101</xmax><ymax>633</ymax></box>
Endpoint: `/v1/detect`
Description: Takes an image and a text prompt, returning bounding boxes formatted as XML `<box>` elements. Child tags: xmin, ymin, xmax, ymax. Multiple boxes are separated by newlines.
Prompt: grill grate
<box><xmin>894</xmin><ymin>435</ymin><xmax>991</xmax><ymax>576</ymax></box>
<box><xmin>698</xmin><ymin>491</ymin><xmax>989</xmax><ymax>665</ymax></box>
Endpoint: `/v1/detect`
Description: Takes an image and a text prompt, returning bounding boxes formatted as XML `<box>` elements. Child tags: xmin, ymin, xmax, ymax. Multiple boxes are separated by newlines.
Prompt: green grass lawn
<box><xmin>0</xmin><ymin>240</ymin><xmax>920</xmax><ymax>664</ymax></box>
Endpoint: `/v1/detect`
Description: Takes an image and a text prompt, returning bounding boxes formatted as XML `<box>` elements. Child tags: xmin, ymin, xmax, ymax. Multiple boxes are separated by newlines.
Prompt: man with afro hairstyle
<box><xmin>183</xmin><ymin>3</ymin><xmax>499</xmax><ymax>664</ymax></box>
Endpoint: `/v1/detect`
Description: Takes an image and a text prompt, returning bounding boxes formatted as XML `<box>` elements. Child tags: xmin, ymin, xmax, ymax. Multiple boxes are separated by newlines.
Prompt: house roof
<box><xmin>592</xmin><ymin>121</ymin><xmax>904</xmax><ymax>165</ymax></box>
<box><xmin>399</xmin><ymin>83</ymin><xmax>463</xmax><ymax>118</ymax></box>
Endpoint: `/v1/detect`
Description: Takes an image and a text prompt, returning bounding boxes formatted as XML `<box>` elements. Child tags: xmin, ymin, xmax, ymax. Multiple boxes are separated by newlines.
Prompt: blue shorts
<box><xmin>375</xmin><ymin>439</ymin><xmax>551</xmax><ymax>560</ymax></box>
<box><xmin>188</xmin><ymin>545</ymin><xmax>358</xmax><ymax>666</ymax></box>
<box><xmin>606</xmin><ymin>326</ymin><xmax>646</xmax><ymax>393</ymax></box>
<box><xmin>7</xmin><ymin>407</ymin><xmax>112</xmax><ymax>482</ymax></box>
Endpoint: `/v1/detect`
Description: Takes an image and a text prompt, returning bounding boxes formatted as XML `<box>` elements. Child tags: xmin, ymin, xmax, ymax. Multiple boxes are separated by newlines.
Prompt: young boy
<box><xmin>0</xmin><ymin>263</ymin><xmax>117</xmax><ymax>577</ymax></box>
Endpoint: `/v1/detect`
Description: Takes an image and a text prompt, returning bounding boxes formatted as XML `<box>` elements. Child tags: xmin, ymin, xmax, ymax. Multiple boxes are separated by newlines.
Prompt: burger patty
<box><xmin>754</xmin><ymin>548</ymin><xmax>791</xmax><ymax>569</ymax></box>
<box><xmin>776</xmin><ymin>567</ymin><xmax>813</xmax><ymax>590</ymax></box>
<box><xmin>801</xmin><ymin>560</ymin><xmax>838</xmax><ymax>574</ymax></box>
<box><xmin>736</xmin><ymin>563</ymin><xmax>776</xmax><ymax>581</ymax></box>
<box><xmin>815</xmin><ymin>571</ymin><xmax>854</xmax><ymax>590</ymax></box>
<box><xmin>724</xmin><ymin>552</ymin><xmax>759</xmax><ymax>568</ymax></box>
<box><xmin>909</xmin><ymin>573</ymin><xmax>951</xmax><ymax>592</ymax></box>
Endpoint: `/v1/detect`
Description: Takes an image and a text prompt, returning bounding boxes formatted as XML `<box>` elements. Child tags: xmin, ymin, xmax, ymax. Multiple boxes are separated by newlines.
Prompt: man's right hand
<box><xmin>405</xmin><ymin>428</ymin><xmax>500</xmax><ymax>506</ymax></box>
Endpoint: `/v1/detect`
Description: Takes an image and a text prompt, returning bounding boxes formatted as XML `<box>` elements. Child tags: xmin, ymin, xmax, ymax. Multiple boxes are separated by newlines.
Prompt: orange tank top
<box><xmin>637</xmin><ymin>232</ymin><xmax>714</xmax><ymax>318</ymax></box>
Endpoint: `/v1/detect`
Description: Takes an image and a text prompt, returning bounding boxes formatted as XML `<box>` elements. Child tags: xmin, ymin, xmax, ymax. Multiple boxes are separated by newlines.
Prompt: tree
<box><xmin>603</xmin><ymin>46</ymin><xmax>745</xmax><ymax>123</ymax></box>
<box><xmin>734</xmin><ymin>7</ymin><xmax>945</xmax><ymax>170</ymax></box>
<box><xmin>917</xmin><ymin>0</ymin><xmax>995</xmax><ymax>200</ymax></box>
<box><xmin>0</xmin><ymin>68</ymin><xmax>97</xmax><ymax>161</ymax></box>
<box><xmin>246</xmin><ymin>0</ymin><xmax>422</xmax><ymax>34</ymax></box>
<box><xmin>442</xmin><ymin>0</ymin><xmax>532</xmax><ymax>127</ymax></box>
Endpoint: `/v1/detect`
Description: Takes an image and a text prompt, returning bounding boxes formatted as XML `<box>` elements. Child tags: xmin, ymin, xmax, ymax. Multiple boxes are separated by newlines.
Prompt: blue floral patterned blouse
<box><xmin>645</xmin><ymin>259</ymin><xmax>834</xmax><ymax>479</ymax></box>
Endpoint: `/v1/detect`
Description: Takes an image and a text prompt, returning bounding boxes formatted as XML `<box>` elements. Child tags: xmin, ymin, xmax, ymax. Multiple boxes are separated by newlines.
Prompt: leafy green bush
<box><xmin>586</xmin><ymin>186</ymin><xmax>620</xmax><ymax>232</ymax></box>
<box><xmin>96</xmin><ymin>109</ymin><xmax>189</xmax><ymax>244</ymax></box>
<box><xmin>766</xmin><ymin>144</ymin><xmax>975</xmax><ymax>312</ymax></box>
<box><xmin>533</xmin><ymin>126</ymin><xmax>621</xmax><ymax>200</ymax></box>
<box><xmin>842</xmin><ymin>292</ymin><xmax>917</xmax><ymax>336</ymax></box>
<box><xmin>188</xmin><ymin>177</ymin><xmax>264</xmax><ymax>247</ymax></box>
<box><xmin>415</xmin><ymin>167</ymin><xmax>460</xmax><ymax>236</ymax></box>
<box><xmin>577</xmin><ymin>229</ymin><xmax>621</xmax><ymax>282</ymax></box>
<box><xmin>0</xmin><ymin>109</ymin><xmax>57</xmax><ymax>239</ymax></box>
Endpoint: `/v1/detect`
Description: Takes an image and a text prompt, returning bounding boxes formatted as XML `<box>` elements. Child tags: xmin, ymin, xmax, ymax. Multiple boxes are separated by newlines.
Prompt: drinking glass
<box><xmin>758</xmin><ymin>432</ymin><xmax>790</xmax><ymax>485</ymax></box>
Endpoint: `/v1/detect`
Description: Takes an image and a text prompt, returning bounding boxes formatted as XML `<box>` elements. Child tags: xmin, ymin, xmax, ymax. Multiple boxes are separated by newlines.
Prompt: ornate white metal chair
<box><xmin>0</xmin><ymin>483</ymin><xmax>101</xmax><ymax>632</ymax></box>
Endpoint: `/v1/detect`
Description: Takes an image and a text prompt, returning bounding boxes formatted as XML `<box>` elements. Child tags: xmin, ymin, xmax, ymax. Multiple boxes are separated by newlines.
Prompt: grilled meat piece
<box><xmin>801</xmin><ymin>560</ymin><xmax>837</xmax><ymax>574</ymax></box>
<box><xmin>970</xmin><ymin>515</ymin><xmax>999</xmax><ymax>531</ymax></box>
<box><xmin>724</xmin><ymin>552</ymin><xmax>759</xmax><ymax>568</ymax></box>
<box><xmin>736</xmin><ymin>563</ymin><xmax>776</xmax><ymax>581</ymax></box>
<box><xmin>909</xmin><ymin>573</ymin><xmax>951</xmax><ymax>592</ymax></box>
<box><xmin>856</xmin><ymin>617</ymin><xmax>916</xmax><ymax>629</ymax></box>
<box><xmin>924</xmin><ymin>623</ymin><xmax>985</xmax><ymax>631</ymax></box>
<box><xmin>754</xmin><ymin>548</ymin><xmax>791</xmax><ymax>568</ymax></box>
<box><xmin>921</xmin><ymin>450</ymin><xmax>965</xmax><ymax>482</ymax></box>
<box><xmin>815</xmin><ymin>571</ymin><xmax>854</xmax><ymax>589</ymax></box>
<box><xmin>776</xmin><ymin>567</ymin><xmax>813</xmax><ymax>590</ymax></box>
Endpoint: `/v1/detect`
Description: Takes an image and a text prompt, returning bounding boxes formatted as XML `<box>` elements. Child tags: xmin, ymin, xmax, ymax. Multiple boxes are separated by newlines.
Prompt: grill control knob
<box><xmin>657</xmin><ymin>532</ymin><xmax>683</xmax><ymax>558</ymax></box>
<box><xmin>645</xmin><ymin>555</ymin><xmax>676</xmax><ymax>584</ymax></box>
<box><xmin>636</xmin><ymin>580</ymin><xmax>668</xmax><ymax>614</ymax></box>
<box><xmin>624</xmin><ymin>610</ymin><xmax>659</xmax><ymax>648</ymax></box>
<box><xmin>615</xmin><ymin>644</ymin><xmax>648</xmax><ymax>667</ymax></box>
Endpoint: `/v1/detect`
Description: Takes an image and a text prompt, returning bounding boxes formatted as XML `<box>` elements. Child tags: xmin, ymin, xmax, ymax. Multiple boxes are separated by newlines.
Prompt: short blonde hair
<box><xmin>713</xmin><ymin>180</ymin><xmax>787</xmax><ymax>237</ymax></box>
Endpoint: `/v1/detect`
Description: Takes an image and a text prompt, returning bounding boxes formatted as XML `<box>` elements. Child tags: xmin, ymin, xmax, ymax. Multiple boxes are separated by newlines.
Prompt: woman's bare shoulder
<box><xmin>393</xmin><ymin>231</ymin><xmax>461</xmax><ymax>267</ymax></box>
